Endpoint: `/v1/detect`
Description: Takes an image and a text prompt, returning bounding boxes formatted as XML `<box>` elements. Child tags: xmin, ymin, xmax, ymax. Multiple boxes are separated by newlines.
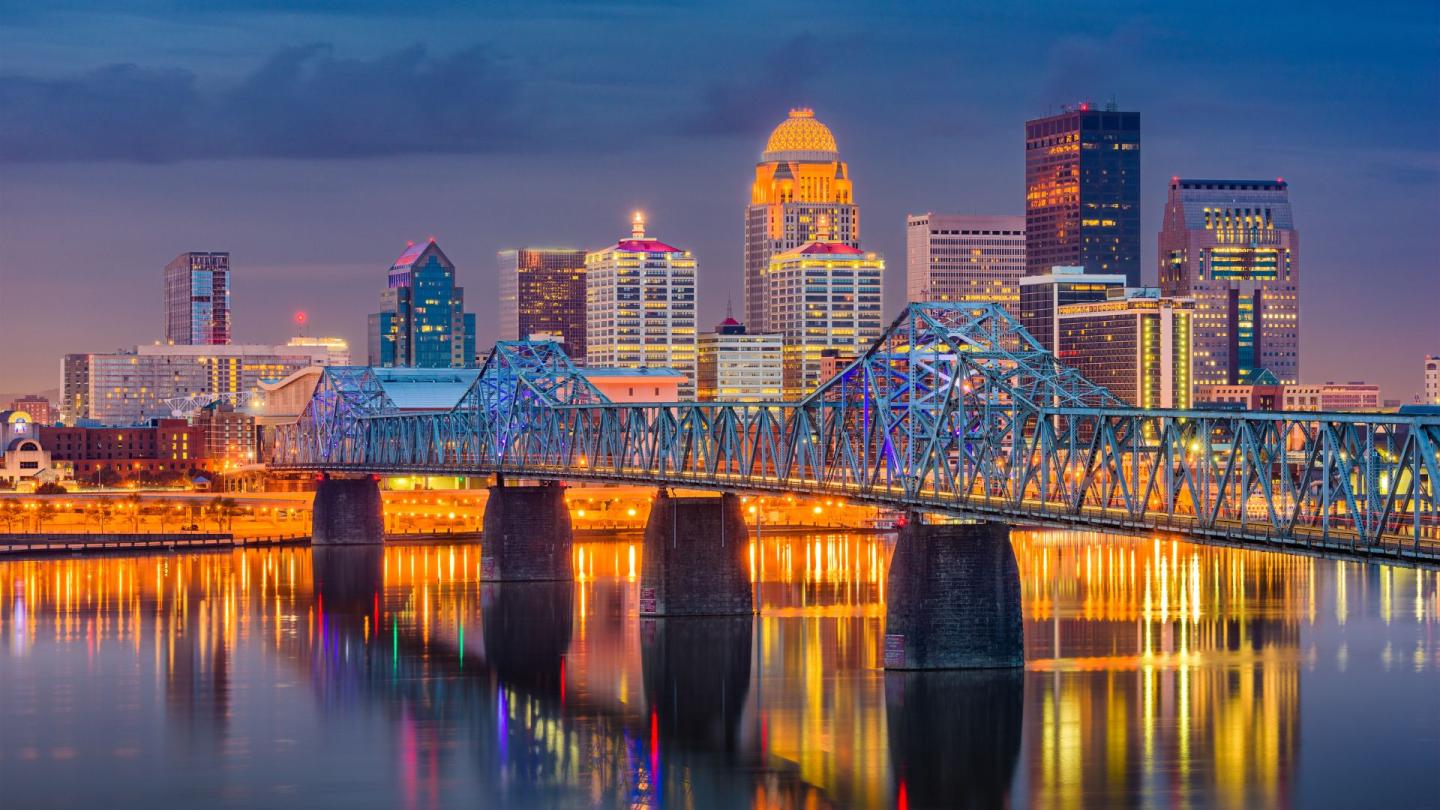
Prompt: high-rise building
<box><xmin>906</xmin><ymin>214</ymin><xmax>1025</xmax><ymax>308</ymax></box>
<box><xmin>1159</xmin><ymin>178</ymin><xmax>1300</xmax><ymax>385</ymax></box>
<box><xmin>62</xmin><ymin>343</ymin><xmax>347</xmax><ymax>425</ymax></box>
<box><xmin>765</xmin><ymin>227</ymin><xmax>884</xmax><ymax>398</ymax></box>
<box><xmin>1426</xmin><ymin>356</ymin><xmax>1439</xmax><ymax>404</ymax></box>
<box><xmin>164</xmin><ymin>251</ymin><xmax>231</xmax><ymax>345</ymax></box>
<box><xmin>1057</xmin><ymin>289</ymin><xmax>1194</xmax><ymax>409</ymax></box>
<box><xmin>1017</xmin><ymin>266</ymin><xmax>1127</xmax><ymax>353</ymax></box>
<box><xmin>367</xmin><ymin>239</ymin><xmax>476</xmax><ymax>368</ymax></box>
<box><xmin>745</xmin><ymin>108</ymin><xmax>858</xmax><ymax>332</ymax></box>
<box><xmin>1025</xmin><ymin>104</ymin><xmax>1141</xmax><ymax>285</ymax></box>
<box><xmin>586</xmin><ymin>213</ymin><xmax>698</xmax><ymax>399</ymax></box>
<box><xmin>696</xmin><ymin>317</ymin><xmax>783</xmax><ymax>402</ymax></box>
<box><xmin>286</xmin><ymin>336</ymin><xmax>351</xmax><ymax>366</ymax></box>
<box><xmin>497</xmin><ymin>248</ymin><xmax>588</xmax><ymax>360</ymax></box>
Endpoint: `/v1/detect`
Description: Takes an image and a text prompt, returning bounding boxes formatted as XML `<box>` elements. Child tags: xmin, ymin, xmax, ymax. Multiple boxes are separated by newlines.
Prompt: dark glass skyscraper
<box><xmin>367</xmin><ymin>239</ymin><xmax>476</xmax><ymax>368</ymax></box>
<box><xmin>496</xmin><ymin>248</ymin><xmax>587</xmax><ymax>359</ymax></box>
<box><xmin>164</xmin><ymin>251</ymin><xmax>230</xmax><ymax>345</ymax></box>
<box><xmin>1025</xmin><ymin>105</ymin><xmax>1141</xmax><ymax>285</ymax></box>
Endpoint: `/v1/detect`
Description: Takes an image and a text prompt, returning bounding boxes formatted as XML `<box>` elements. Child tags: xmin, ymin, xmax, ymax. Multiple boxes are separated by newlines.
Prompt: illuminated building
<box><xmin>1057</xmin><ymin>288</ymin><xmax>1193</xmax><ymax>408</ymax></box>
<box><xmin>1424</xmin><ymin>356</ymin><xmax>1438</xmax><ymax>404</ymax></box>
<box><xmin>764</xmin><ymin>226</ymin><xmax>884</xmax><ymax>398</ymax></box>
<box><xmin>164</xmin><ymin>251</ymin><xmax>231</xmax><ymax>345</ymax></box>
<box><xmin>189</xmin><ymin>401</ymin><xmax>257</xmax><ymax>467</ymax></box>
<box><xmin>285</xmin><ymin>336</ymin><xmax>351</xmax><ymax>365</ymax></box>
<box><xmin>497</xmin><ymin>248</ymin><xmax>588</xmax><ymax>360</ymax></box>
<box><xmin>906</xmin><ymin>214</ymin><xmax>1024</xmax><ymax>308</ymax></box>
<box><xmin>39</xmin><ymin>418</ymin><xmax>205</xmax><ymax>481</ymax></box>
<box><xmin>1025</xmin><ymin>104</ymin><xmax>1141</xmax><ymax>285</ymax></box>
<box><xmin>1159</xmin><ymin>178</ymin><xmax>1300</xmax><ymax>385</ymax></box>
<box><xmin>7</xmin><ymin>395</ymin><xmax>51</xmax><ymax>425</ymax></box>
<box><xmin>746</xmin><ymin>108</ymin><xmax>858</xmax><ymax>332</ymax></box>
<box><xmin>696</xmin><ymin>317</ymin><xmax>783</xmax><ymax>402</ymax></box>
<box><xmin>367</xmin><ymin>238</ymin><xmax>476</xmax><ymax>369</ymax></box>
<box><xmin>585</xmin><ymin>213</ymin><xmax>698</xmax><ymax>399</ymax></box>
<box><xmin>62</xmin><ymin>343</ymin><xmax>346</xmax><ymax>425</ymax></box>
<box><xmin>1017</xmin><ymin>265</ymin><xmax>1126</xmax><ymax>353</ymax></box>
<box><xmin>581</xmin><ymin>367</ymin><xmax>689</xmax><ymax>403</ymax></box>
<box><xmin>1196</xmin><ymin>377</ymin><xmax>1381</xmax><ymax>412</ymax></box>
<box><xmin>0</xmin><ymin>410</ymin><xmax>57</xmax><ymax>486</ymax></box>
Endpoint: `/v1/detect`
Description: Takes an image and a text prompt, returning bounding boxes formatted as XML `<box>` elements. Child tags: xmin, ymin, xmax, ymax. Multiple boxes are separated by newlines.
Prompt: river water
<box><xmin>1</xmin><ymin>531</ymin><xmax>1436</xmax><ymax>808</ymax></box>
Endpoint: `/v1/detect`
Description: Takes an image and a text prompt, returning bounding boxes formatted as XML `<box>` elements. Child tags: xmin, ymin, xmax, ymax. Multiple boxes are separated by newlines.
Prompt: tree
<box><xmin>124</xmin><ymin>493</ymin><xmax>144</xmax><ymax>531</ymax></box>
<box><xmin>149</xmin><ymin>498</ymin><xmax>174</xmax><ymax>531</ymax></box>
<box><xmin>96</xmin><ymin>466</ymin><xmax>121</xmax><ymax>488</ymax></box>
<box><xmin>0</xmin><ymin>501</ymin><xmax>22</xmax><ymax>532</ymax></box>
<box><xmin>33</xmin><ymin>502</ymin><xmax>56</xmax><ymax>532</ymax></box>
<box><xmin>35</xmin><ymin>482</ymin><xmax>67</xmax><ymax>495</ymax></box>
<box><xmin>88</xmin><ymin>498</ymin><xmax>115</xmax><ymax>533</ymax></box>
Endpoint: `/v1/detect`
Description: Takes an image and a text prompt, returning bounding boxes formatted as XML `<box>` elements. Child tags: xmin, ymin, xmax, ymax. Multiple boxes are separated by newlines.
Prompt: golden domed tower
<box><xmin>744</xmin><ymin>108</ymin><xmax>858</xmax><ymax>332</ymax></box>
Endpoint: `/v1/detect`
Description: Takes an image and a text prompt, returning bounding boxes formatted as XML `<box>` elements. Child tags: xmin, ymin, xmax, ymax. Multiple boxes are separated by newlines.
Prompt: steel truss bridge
<box><xmin>272</xmin><ymin>303</ymin><xmax>1440</xmax><ymax>565</ymax></box>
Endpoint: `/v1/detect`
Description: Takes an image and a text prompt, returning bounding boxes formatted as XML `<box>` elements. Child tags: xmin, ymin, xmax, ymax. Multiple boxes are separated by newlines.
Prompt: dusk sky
<box><xmin>1</xmin><ymin>0</ymin><xmax>1436</xmax><ymax>398</ymax></box>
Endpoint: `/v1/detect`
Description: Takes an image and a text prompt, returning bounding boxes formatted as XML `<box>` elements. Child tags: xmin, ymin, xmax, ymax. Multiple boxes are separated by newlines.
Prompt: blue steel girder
<box><xmin>271</xmin><ymin>309</ymin><xmax>1440</xmax><ymax>563</ymax></box>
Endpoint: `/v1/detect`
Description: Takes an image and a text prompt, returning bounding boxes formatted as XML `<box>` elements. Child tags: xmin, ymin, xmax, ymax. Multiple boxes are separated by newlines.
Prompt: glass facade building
<box><xmin>164</xmin><ymin>251</ymin><xmax>231</xmax><ymax>345</ymax></box>
<box><xmin>765</xmin><ymin>240</ymin><xmax>884</xmax><ymax>399</ymax></box>
<box><xmin>1017</xmin><ymin>266</ymin><xmax>1127</xmax><ymax>354</ymax></box>
<box><xmin>1158</xmin><ymin>179</ymin><xmax>1300</xmax><ymax>386</ymax></box>
<box><xmin>367</xmin><ymin>239</ymin><xmax>476</xmax><ymax>369</ymax></box>
<box><xmin>906</xmin><ymin>214</ymin><xmax>1024</xmax><ymax>309</ymax></box>
<box><xmin>497</xmin><ymin>248</ymin><xmax>588</xmax><ymax>359</ymax></box>
<box><xmin>1025</xmin><ymin>106</ymin><xmax>1141</xmax><ymax>285</ymax></box>
<box><xmin>696</xmin><ymin>318</ymin><xmax>783</xmax><ymax>402</ymax></box>
<box><xmin>746</xmin><ymin>109</ymin><xmax>858</xmax><ymax>333</ymax></box>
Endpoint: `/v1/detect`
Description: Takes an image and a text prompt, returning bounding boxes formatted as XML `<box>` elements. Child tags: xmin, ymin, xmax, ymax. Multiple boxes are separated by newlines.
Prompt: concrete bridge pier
<box><xmin>481</xmin><ymin>481</ymin><xmax>573</xmax><ymax>581</ymax></box>
<box><xmin>312</xmin><ymin>474</ymin><xmax>385</xmax><ymax>545</ymax></box>
<box><xmin>883</xmin><ymin>518</ymin><xmax>1023</xmax><ymax>669</ymax></box>
<box><xmin>640</xmin><ymin>490</ymin><xmax>753</xmax><ymax>616</ymax></box>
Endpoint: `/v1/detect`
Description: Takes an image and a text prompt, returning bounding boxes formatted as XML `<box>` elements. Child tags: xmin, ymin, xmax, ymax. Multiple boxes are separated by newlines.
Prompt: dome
<box><xmin>761</xmin><ymin>108</ymin><xmax>839</xmax><ymax>162</ymax></box>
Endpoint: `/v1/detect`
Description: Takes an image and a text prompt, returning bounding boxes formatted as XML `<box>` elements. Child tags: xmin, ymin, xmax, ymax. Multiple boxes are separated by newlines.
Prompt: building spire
<box><xmin>631</xmin><ymin>210</ymin><xmax>646</xmax><ymax>239</ymax></box>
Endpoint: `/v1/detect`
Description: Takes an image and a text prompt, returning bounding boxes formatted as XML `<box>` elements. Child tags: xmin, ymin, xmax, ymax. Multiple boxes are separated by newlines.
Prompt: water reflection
<box><xmin>0</xmin><ymin>532</ymin><xmax>1436</xmax><ymax>808</ymax></box>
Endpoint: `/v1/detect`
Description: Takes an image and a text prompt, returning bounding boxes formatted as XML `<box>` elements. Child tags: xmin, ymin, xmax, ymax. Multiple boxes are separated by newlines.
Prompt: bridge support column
<box><xmin>640</xmin><ymin>491</ymin><xmax>752</xmax><ymax>616</ymax></box>
<box><xmin>481</xmin><ymin>481</ymin><xmax>573</xmax><ymax>581</ymax></box>
<box><xmin>311</xmin><ymin>475</ymin><xmax>384</xmax><ymax>545</ymax></box>
<box><xmin>884</xmin><ymin>519</ymin><xmax>1023</xmax><ymax>669</ymax></box>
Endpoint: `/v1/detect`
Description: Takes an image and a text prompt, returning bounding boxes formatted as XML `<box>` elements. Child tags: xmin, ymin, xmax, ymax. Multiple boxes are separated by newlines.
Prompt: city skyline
<box><xmin>1</xmin><ymin>2</ymin><xmax>1436</xmax><ymax>400</ymax></box>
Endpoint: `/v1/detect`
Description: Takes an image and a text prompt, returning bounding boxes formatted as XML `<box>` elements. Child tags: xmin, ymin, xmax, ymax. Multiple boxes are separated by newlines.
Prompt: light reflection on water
<box><xmin>0</xmin><ymin>531</ymin><xmax>1436</xmax><ymax>808</ymax></box>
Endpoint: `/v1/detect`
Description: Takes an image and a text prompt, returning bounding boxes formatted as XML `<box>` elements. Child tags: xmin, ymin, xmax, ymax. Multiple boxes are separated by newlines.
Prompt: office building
<box><xmin>1025</xmin><ymin>104</ymin><xmax>1141</xmax><ymax>285</ymax></box>
<box><xmin>1196</xmin><ymin>377</ymin><xmax>1381</xmax><ymax>413</ymax></box>
<box><xmin>1427</xmin><ymin>356</ymin><xmax>1440</xmax><ymax>404</ymax></box>
<box><xmin>1017</xmin><ymin>266</ymin><xmax>1126</xmax><ymax>352</ymax></box>
<box><xmin>286</xmin><ymin>336</ymin><xmax>351</xmax><ymax>366</ymax></box>
<box><xmin>190</xmin><ymin>401</ymin><xmax>258</xmax><ymax>468</ymax></box>
<box><xmin>61</xmin><ymin>354</ymin><xmax>91</xmax><ymax>424</ymax></box>
<box><xmin>39</xmin><ymin>419</ymin><xmax>206</xmax><ymax>483</ymax></box>
<box><xmin>1057</xmin><ymin>289</ymin><xmax>1193</xmax><ymax>408</ymax></box>
<box><xmin>164</xmin><ymin>251</ymin><xmax>231</xmax><ymax>345</ymax></box>
<box><xmin>62</xmin><ymin>342</ymin><xmax>346</xmax><ymax>426</ymax></box>
<box><xmin>498</xmin><ymin>248</ymin><xmax>589</xmax><ymax>360</ymax></box>
<box><xmin>1159</xmin><ymin>178</ymin><xmax>1300</xmax><ymax>385</ymax></box>
<box><xmin>746</xmin><ymin>108</ymin><xmax>858</xmax><ymax>332</ymax></box>
<box><xmin>368</xmin><ymin>239</ymin><xmax>476</xmax><ymax>368</ymax></box>
<box><xmin>765</xmin><ymin>226</ymin><xmax>884</xmax><ymax>398</ymax></box>
<box><xmin>586</xmin><ymin>213</ymin><xmax>698</xmax><ymax>399</ymax></box>
<box><xmin>906</xmin><ymin>214</ymin><xmax>1024</xmax><ymax>308</ymax></box>
<box><xmin>8</xmin><ymin>395</ymin><xmax>52</xmax><ymax>426</ymax></box>
<box><xmin>697</xmin><ymin>317</ymin><xmax>783</xmax><ymax>402</ymax></box>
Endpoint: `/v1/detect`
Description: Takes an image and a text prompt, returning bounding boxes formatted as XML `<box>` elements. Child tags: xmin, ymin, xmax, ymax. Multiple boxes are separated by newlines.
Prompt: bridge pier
<box><xmin>481</xmin><ymin>481</ymin><xmax>573</xmax><ymax>581</ymax></box>
<box><xmin>312</xmin><ymin>474</ymin><xmax>385</xmax><ymax>545</ymax></box>
<box><xmin>884</xmin><ymin>519</ymin><xmax>1023</xmax><ymax>669</ymax></box>
<box><xmin>640</xmin><ymin>491</ymin><xmax>753</xmax><ymax>616</ymax></box>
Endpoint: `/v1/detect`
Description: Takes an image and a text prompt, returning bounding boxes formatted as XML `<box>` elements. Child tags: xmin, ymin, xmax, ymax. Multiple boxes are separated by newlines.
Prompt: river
<box><xmin>1</xmin><ymin>531</ymin><xmax>1436</xmax><ymax>808</ymax></box>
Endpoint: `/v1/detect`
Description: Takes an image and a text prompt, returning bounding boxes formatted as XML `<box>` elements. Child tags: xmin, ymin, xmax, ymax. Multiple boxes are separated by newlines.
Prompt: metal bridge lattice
<box><xmin>272</xmin><ymin>304</ymin><xmax>1440</xmax><ymax>562</ymax></box>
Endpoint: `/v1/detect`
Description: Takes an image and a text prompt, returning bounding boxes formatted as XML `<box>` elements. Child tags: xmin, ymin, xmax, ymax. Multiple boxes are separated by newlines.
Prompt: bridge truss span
<box><xmin>272</xmin><ymin>304</ymin><xmax>1440</xmax><ymax>564</ymax></box>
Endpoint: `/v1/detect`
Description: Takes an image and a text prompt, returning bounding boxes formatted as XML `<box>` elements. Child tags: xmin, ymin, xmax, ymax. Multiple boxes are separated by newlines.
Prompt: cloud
<box><xmin>0</xmin><ymin>43</ymin><xmax>533</xmax><ymax>162</ymax></box>
<box><xmin>678</xmin><ymin>34</ymin><xmax>827</xmax><ymax>137</ymax></box>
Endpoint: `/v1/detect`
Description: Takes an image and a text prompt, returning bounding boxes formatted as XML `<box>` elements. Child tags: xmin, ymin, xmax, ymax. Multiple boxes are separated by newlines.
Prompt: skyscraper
<box><xmin>1025</xmin><ymin>104</ymin><xmax>1141</xmax><ymax>285</ymax></box>
<box><xmin>497</xmin><ymin>248</ymin><xmax>588</xmax><ymax>358</ymax></box>
<box><xmin>745</xmin><ymin>108</ymin><xmax>858</xmax><ymax>332</ymax></box>
<box><xmin>1158</xmin><ymin>178</ymin><xmax>1300</xmax><ymax>385</ymax></box>
<box><xmin>1057</xmin><ymin>289</ymin><xmax>1194</xmax><ymax>408</ymax></box>
<box><xmin>906</xmin><ymin>214</ymin><xmax>1025</xmax><ymax>308</ymax></box>
<box><xmin>164</xmin><ymin>251</ymin><xmax>231</xmax><ymax>345</ymax></box>
<box><xmin>765</xmin><ymin>221</ymin><xmax>884</xmax><ymax>398</ymax></box>
<box><xmin>1017</xmin><ymin>266</ymin><xmax>1127</xmax><ymax>353</ymax></box>
<box><xmin>367</xmin><ymin>239</ymin><xmax>476</xmax><ymax>368</ymax></box>
<box><xmin>1423</xmin><ymin>356</ymin><xmax>1438</xmax><ymax>404</ymax></box>
<box><xmin>586</xmin><ymin>213</ymin><xmax>698</xmax><ymax>399</ymax></box>
<box><xmin>697</xmin><ymin>317</ymin><xmax>783</xmax><ymax>402</ymax></box>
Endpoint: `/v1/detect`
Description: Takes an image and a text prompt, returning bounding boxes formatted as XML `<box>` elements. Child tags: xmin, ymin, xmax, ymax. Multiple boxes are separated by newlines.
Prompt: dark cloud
<box><xmin>678</xmin><ymin>34</ymin><xmax>826</xmax><ymax>137</ymax></box>
<box><xmin>0</xmin><ymin>43</ymin><xmax>532</xmax><ymax>162</ymax></box>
